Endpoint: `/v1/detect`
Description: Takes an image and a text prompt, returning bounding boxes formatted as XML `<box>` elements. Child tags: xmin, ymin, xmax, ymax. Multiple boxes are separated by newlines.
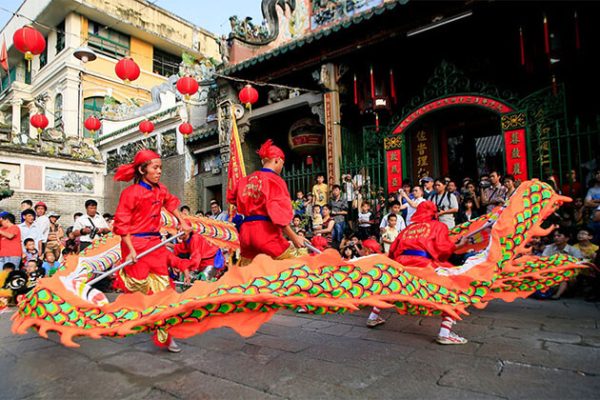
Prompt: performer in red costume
<box><xmin>174</xmin><ymin>231</ymin><xmax>224</xmax><ymax>282</ymax></box>
<box><xmin>367</xmin><ymin>201</ymin><xmax>469</xmax><ymax>345</ymax></box>
<box><xmin>227</xmin><ymin>139</ymin><xmax>306</xmax><ymax>266</ymax></box>
<box><xmin>113</xmin><ymin>149</ymin><xmax>191</xmax><ymax>353</ymax></box>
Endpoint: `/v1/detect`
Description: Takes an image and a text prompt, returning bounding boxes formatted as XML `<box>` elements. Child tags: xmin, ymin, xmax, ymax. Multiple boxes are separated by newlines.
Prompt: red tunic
<box><xmin>174</xmin><ymin>233</ymin><xmax>219</xmax><ymax>271</ymax></box>
<box><xmin>227</xmin><ymin>168</ymin><xmax>292</xmax><ymax>260</ymax></box>
<box><xmin>113</xmin><ymin>181</ymin><xmax>181</xmax><ymax>281</ymax></box>
<box><xmin>388</xmin><ymin>220</ymin><xmax>456</xmax><ymax>269</ymax></box>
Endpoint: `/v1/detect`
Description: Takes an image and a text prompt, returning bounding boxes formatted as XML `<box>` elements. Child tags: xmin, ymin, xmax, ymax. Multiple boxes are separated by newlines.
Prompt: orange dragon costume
<box><xmin>227</xmin><ymin>140</ymin><xmax>307</xmax><ymax>266</ymax></box>
<box><xmin>11</xmin><ymin>181</ymin><xmax>586</xmax><ymax>349</ymax></box>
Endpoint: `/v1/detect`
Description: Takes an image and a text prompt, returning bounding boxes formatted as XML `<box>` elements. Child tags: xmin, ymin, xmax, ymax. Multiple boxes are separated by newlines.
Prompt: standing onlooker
<box><xmin>342</xmin><ymin>174</ymin><xmax>357</xmax><ymax>229</ymax></box>
<box><xmin>561</xmin><ymin>169</ymin><xmax>583</xmax><ymax>199</ymax></box>
<box><xmin>209</xmin><ymin>201</ymin><xmax>228</xmax><ymax>221</ymax></box>
<box><xmin>456</xmin><ymin>197</ymin><xmax>479</xmax><ymax>224</ymax></box>
<box><xmin>330</xmin><ymin>185</ymin><xmax>348</xmax><ymax>247</ymax></box>
<box><xmin>20</xmin><ymin>200</ymin><xmax>33</xmax><ymax>223</ymax></box>
<box><xmin>379</xmin><ymin>201</ymin><xmax>406</xmax><ymax>233</ymax></box>
<box><xmin>399</xmin><ymin>186</ymin><xmax>426</xmax><ymax>226</ymax></box>
<box><xmin>103</xmin><ymin>213</ymin><xmax>115</xmax><ymax>231</ymax></box>
<box><xmin>503</xmin><ymin>174</ymin><xmax>517</xmax><ymax>199</ymax></box>
<box><xmin>381</xmin><ymin>214</ymin><xmax>400</xmax><ymax>254</ymax></box>
<box><xmin>304</xmin><ymin>193</ymin><xmax>314</xmax><ymax>220</ymax></box>
<box><xmin>357</xmin><ymin>201</ymin><xmax>374</xmax><ymax>240</ymax></box>
<box><xmin>33</xmin><ymin>201</ymin><xmax>50</xmax><ymax>250</ymax></box>
<box><xmin>180</xmin><ymin>206</ymin><xmax>191</xmax><ymax>216</ymax></box>
<box><xmin>584</xmin><ymin>170</ymin><xmax>600</xmax><ymax>211</ymax></box>
<box><xmin>481</xmin><ymin>171</ymin><xmax>507</xmax><ymax>213</ymax></box>
<box><xmin>45</xmin><ymin>212</ymin><xmax>63</xmax><ymax>260</ymax></box>
<box><xmin>19</xmin><ymin>209</ymin><xmax>42</xmax><ymax>255</ymax></box>
<box><xmin>312</xmin><ymin>174</ymin><xmax>329</xmax><ymax>207</ymax></box>
<box><xmin>447</xmin><ymin>181</ymin><xmax>461</xmax><ymax>205</ymax></box>
<box><xmin>431</xmin><ymin>179</ymin><xmax>459</xmax><ymax>229</ymax></box>
<box><xmin>421</xmin><ymin>177</ymin><xmax>435</xmax><ymax>200</ymax></box>
<box><xmin>22</xmin><ymin>239</ymin><xmax>39</xmax><ymax>264</ymax></box>
<box><xmin>73</xmin><ymin>199</ymin><xmax>111</xmax><ymax>251</ymax></box>
<box><xmin>0</xmin><ymin>212</ymin><xmax>22</xmax><ymax>268</ymax></box>
<box><xmin>465</xmin><ymin>181</ymin><xmax>481</xmax><ymax>211</ymax></box>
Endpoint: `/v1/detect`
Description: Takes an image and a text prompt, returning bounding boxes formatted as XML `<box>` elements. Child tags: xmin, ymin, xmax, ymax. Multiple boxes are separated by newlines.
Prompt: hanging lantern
<box><xmin>178</xmin><ymin>122</ymin><xmax>193</xmax><ymax>136</ymax></box>
<box><xmin>115</xmin><ymin>58</ymin><xmax>141</xmax><ymax>83</ymax></box>
<box><xmin>238</xmin><ymin>84</ymin><xmax>259</xmax><ymax>109</ymax></box>
<box><xmin>139</xmin><ymin>120</ymin><xmax>155</xmax><ymax>135</ymax></box>
<box><xmin>84</xmin><ymin>116</ymin><xmax>102</xmax><ymax>135</ymax></box>
<box><xmin>306</xmin><ymin>155</ymin><xmax>313</xmax><ymax>166</ymax></box>
<box><xmin>30</xmin><ymin>113</ymin><xmax>49</xmax><ymax>134</ymax></box>
<box><xmin>13</xmin><ymin>26</ymin><xmax>46</xmax><ymax>71</ymax></box>
<box><xmin>176</xmin><ymin>76</ymin><xmax>199</xmax><ymax>100</ymax></box>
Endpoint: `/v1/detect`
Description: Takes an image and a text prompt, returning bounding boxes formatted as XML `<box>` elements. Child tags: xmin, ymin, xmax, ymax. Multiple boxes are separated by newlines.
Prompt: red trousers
<box><xmin>239</xmin><ymin>221</ymin><xmax>289</xmax><ymax>260</ymax></box>
<box><xmin>120</xmin><ymin>236</ymin><xmax>186</xmax><ymax>280</ymax></box>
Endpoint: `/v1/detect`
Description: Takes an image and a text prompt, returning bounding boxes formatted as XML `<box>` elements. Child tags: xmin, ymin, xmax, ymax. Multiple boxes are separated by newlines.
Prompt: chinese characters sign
<box><xmin>503</xmin><ymin>128</ymin><xmax>528</xmax><ymax>181</ymax></box>
<box><xmin>411</xmin><ymin>129</ymin><xmax>434</xmax><ymax>183</ymax></box>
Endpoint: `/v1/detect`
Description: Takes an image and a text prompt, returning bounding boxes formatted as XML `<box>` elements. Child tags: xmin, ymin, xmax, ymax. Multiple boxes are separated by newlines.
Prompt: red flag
<box><xmin>0</xmin><ymin>36</ymin><xmax>8</xmax><ymax>72</ymax></box>
<box><xmin>519</xmin><ymin>27</ymin><xmax>525</xmax><ymax>66</ymax></box>
<box><xmin>226</xmin><ymin>109</ymin><xmax>246</xmax><ymax>218</ymax></box>
<box><xmin>543</xmin><ymin>15</ymin><xmax>550</xmax><ymax>55</ymax></box>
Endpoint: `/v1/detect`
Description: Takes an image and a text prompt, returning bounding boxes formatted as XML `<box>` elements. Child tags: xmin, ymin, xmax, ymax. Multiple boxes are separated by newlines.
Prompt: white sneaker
<box><xmin>436</xmin><ymin>331</ymin><xmax>468</xmax><ymax>345</ymax></box>
<box><xmin>167</xmin><ymin>339</ymin><xmax>182</xmax><ymax>353</ymax></box>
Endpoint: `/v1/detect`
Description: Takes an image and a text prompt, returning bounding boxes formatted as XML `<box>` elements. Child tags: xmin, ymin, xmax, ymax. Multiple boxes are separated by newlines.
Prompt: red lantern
<box><xmin>139</xmin><ymin>120</ymin><xmax>154</xmax><ymax>135</ymax></box>
<box><xmin>13</xmin><ymin>26</ymin><xmax>46</xmax><ymax>71</ymax></box>
<box><xmin>115</xmin><ymin>58</ymin><xmax>141</xmax><ymax>83</ymax></box>
<box><xmin>306</xmin><ymin>155</ymin><xmax>313</xmax><ymax>166</ymax></box>
<box><xmin>238</xmin><ymin>84</ymin><xmax>259</xmax><ymax>109</ymax></box>
<box><xmin>84</xmin><ymin>116</ymin><xmax>102</xmax><ymax>135</ymax></box>
<box><xmin>178</xmin><ymin>122</ymin><xmax>193</xmax><ymax>136</ymax></box>
<box><xmin>30</xmin><ymin>113</ymin><xmax>49</xmax><ymax>133</ymax></box>
<box><xmin>176</xmin><ymin>76</ymin><xmax>199</xmax><ymax>100</ymax></box>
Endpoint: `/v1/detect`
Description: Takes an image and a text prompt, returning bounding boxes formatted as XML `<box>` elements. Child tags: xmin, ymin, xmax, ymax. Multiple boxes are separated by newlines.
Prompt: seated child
<box><xmin>42</xmin><ymin>251</ymin><xmax>61</xmax><ymax>277</ymax></box>
<box><xmin>22</xmin><ymin>238</ymin><xmax>39</xmax><ymax>264</ymax></box>
<box><xmin>574</xmin><ymin>228</ymin><xmax>598</xmax><ymax>262</ymax></box>
<box><xmin>312</xmin><ymin>205</ymin><xmax>323</xmax><ymax>231</ymax></box>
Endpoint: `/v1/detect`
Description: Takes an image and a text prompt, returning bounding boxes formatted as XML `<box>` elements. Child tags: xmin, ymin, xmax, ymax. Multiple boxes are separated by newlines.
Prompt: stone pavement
<box><xmin>1</xmin><ymin>298</ymin><xmax>600</xmax><ymax>399</ymax></box>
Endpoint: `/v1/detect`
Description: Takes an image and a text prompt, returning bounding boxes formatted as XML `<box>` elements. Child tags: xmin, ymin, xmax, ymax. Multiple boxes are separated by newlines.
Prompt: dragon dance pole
<box><xmin>304</xmin><ymin>241</ymin><xmax>322</xmax><ymax>255</ymax></box>
<box><xmin>88</xmin><ymin>232</ymin><xmax>186</xmax><ymax>286</ymax></box>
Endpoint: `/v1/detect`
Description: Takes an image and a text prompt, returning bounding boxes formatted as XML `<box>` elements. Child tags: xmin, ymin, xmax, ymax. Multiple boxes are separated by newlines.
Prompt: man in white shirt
<box><xmin>33</xmin><ymin>201</ymin><xmax>50</xmax><ymax>247</ymax></box>
<box><xmin>399</xmin><ymin>186</ymin><xmax>426</xmax><ymax>225</ymax></box>
<box><xmin>73</xmin><ymin>199</ymin><xmax>111</xmax><ymax>250</ymax></box>
<box><xmin>209</xmin><ymin>201</ymin><xmax>228</xmax><ymax>222</ymax></box>
<box><xmin>379</xmin><ymin>201</ymin><xmax>406</xmax><ymax>233</ymax></box>
<box><xmin>541</xmin><ymin>228</ymin><xmax>583</xmax><ymax>299</ymax></box>
<box><xmin>19</xmin><ymin>209</ymin><xmax>42</xmax><ymax>254</ymax></box>
<box><xmin>431</xmin><ymin>179</ymin><xmax>459</xmax><ymax>229</ymax></box>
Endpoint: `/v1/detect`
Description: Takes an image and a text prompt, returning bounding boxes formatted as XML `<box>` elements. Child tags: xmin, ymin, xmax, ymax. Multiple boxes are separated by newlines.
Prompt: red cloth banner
<box><xmin>387</xmin><ymin>149</ymin><xmax>402</xmax><ymax>193</ymax></box>
<box><xmin>226</xmin><ymin>110</ymin><xmax>246</xmax><ymax>216</ymax></box>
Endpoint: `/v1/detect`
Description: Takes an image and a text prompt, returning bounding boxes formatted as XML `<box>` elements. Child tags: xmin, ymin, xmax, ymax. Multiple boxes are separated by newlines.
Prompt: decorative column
<box><xmin>27</xmin><ymin>102</ymin><xmax>39</xmax><ymax>139</ymax></box>
<box><xmin>62</xmin><ymin>73</ymin><xmax>81</xmax><ymax>137</ymax></box>
<box><xmin>10</xmin><ymin>99</ymin><xmax>23</xmax><ymax>137</ymax></box>
<box><xmin>320</xmin><ymin>63</ymin><xmax>342</xmax><ymax>185</ymax></box>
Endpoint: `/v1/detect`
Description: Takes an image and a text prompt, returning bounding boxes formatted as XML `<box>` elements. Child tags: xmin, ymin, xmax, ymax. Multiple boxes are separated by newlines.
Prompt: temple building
<box><xmin>218</xmin><ymin>0</ymin><xmax>600</xmax><ymax>198</ymax></box>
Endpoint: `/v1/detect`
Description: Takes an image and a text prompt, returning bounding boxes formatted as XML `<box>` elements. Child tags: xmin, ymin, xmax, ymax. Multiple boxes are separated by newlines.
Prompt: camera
<box><xmin>480</xmin><ymin>180</ymin><xmax>492</xmax><ymax>189</ymax></box>
<box><xmin>88</xmin><ymin>226</ymin><xmax>99</xmax><ymax>240</ymax></box>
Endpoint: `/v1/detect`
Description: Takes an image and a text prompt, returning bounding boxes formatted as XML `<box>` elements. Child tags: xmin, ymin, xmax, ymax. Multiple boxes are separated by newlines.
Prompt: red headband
<box><xmin>257</xmin><ymin>139</ymin><xmax>285</xmax><ymax>161</ymax></box>
<box><xmin>362</xmin><ymin>239</ymin><xmax>382</xmax><ymax>254</ymax></box>
<box><xmin>114</xmin><ymin>149</ymin><xmax>161</xmax><ymax>182</ymax></box>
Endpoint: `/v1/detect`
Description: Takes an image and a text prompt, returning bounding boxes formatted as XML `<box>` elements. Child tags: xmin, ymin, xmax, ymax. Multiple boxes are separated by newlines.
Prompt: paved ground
<box><xmin>1</xmin><ymin>298</ymin><xmax>600</xmax><ymax>399</ymax></box>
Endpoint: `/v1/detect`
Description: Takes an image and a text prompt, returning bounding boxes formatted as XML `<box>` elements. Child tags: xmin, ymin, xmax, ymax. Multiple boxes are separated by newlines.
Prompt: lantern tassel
<box><xmin>389</xmin><ymin>68</ymin><xmax>397</xmax><ymax>104</ymax></box>
<box><xmin>574</xmin><ymin>11</ymin><xmax>581</xmax><ymax>50</ymax></box>
<box><xmin>370</xmin><ymin>66</ymin><xmax>375</xmax><ymax>101</ymax></box>
<box><xmin>375</xmin><ymin>112</ymin><xmax>379</xmax><ymax>132</ymax></box>
<box><xmin>353</xmin><ymin>73</ymin><xmax>358</xmax><ymax>105</ymax></box>
<box><xmin>543</xmin><ymin>15</ymin><xmax>550</xmax><ymax>55</ymax></box>
<box><xmin>519</xmin><ymin>27</ymin><xmax>525</xmax><ymax>66</ymax></box>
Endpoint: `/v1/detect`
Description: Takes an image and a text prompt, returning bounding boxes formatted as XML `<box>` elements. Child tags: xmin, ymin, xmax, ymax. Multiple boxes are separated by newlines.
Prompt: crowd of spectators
<box><xmin>290</xmin><ymin>168</ymin><xmax>600</xmax><ymax>301</ymax></box>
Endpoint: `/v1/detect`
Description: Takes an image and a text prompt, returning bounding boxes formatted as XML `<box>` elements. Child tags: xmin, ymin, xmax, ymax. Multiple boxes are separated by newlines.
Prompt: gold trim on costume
<box><xmin>118</xmin><ymin>270</ymin><xmax>170</xmax><ymax>295</ymax></box>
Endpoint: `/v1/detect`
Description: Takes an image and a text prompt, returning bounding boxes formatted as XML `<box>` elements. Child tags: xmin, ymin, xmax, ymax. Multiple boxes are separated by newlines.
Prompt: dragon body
<box><xmin>11</xmin><ymin>181</ymin><xmax>583</xmax><ymax>347</ymax></box>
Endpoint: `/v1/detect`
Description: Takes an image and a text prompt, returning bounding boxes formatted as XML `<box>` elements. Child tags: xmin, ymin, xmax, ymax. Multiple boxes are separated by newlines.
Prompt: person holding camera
<box><xmin>481</xmin><ymin>171</ymin><xmax>507</xmax><ymax>214</ymax></box>
<box><xmin>73</xmin><ymin>199</ymin><xmax>111</xmax><ymax>251</ymax></box>
<box><xmin>431</xmin><ymin>178</ymin><xmax>459</xmax><ymax>229</ymax></box>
